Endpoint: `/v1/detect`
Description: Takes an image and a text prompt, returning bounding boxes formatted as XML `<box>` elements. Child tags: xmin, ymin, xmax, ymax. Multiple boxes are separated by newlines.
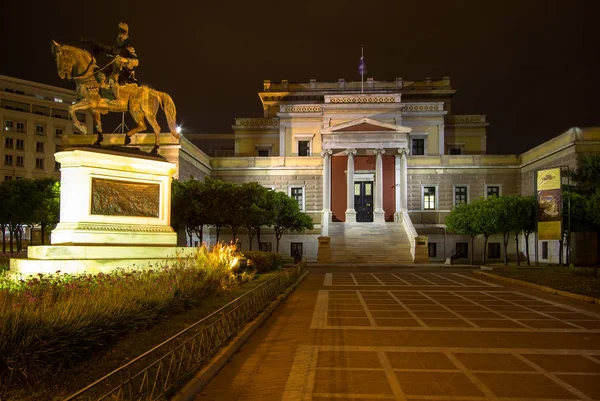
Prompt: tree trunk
<box><xmin>515</xmin><ymin>232</ymin><xmax>520</xmax><ymax>266</ymax></box>
<box><xmin>470</xmin><ymin>235</ymin><xmax>474</xmax><ymax>266</ymax></box>
<box><xmin>524</xmin><ymin>232</ymin><xmax>531</xmax><ymax>266</ymax></box>
<box><xmin>566</xmin><ymin>231</ymin><xmax>571</xmax><ymax>266</ymax></box>
<box><xmin>200</xmin><ymin>225</ymin><xmax>204</xmax><ymax>245</ymax></box>
<box><xmin>558</xmin><ymin>238</ymin><xmax>564</xmax><ymax>266</ymax></box>
<box><xmin>276</xmin><ymin>236</ymin><xmax>281</xmax><ymax>252</ymax></box>
<box><xmin>41</xmin><ymin>224</ymin><xmax>46</xmax><ymax>246</ymax></box>
<box><xmin>256</xmin><ymin>226</ymin><xmax>262</xmax><ymax>247</ymax></box>
<box><xmin>482</xmin><ymin>234</ymin><xmax>489</xmax><ymax>265</ymax></box>
<box><xmin>1</xmin><ymin>223</ymin><xmax>6</xmax><ymax>253</ymax></box>
<box><xmin>503</xmin><ymin>232</ymin><xmax>510</xmax><ymax>265</ymax></box>
<box><xmin>231</xmin><ymin>226</ymin><xmax>237</xmax><ymax>243</ymax></box>
<box><xmin>596</xmin><ymin>231</ymin><xmax>600</xmax><ymax>267</ymax></box>
<box><xmin>248</xmin><ymin>233</ymin><xmax>254</xmax><ymax>250</ymax></box>
<box><xmin>215</xmin><ymin>225</ymin><xmax>220</xmax><ymax>243</ymax></box>
<box><xmin>9</xmin><ymin>226</ymin><xmax>14</xmax><ymax>254</ymax></box>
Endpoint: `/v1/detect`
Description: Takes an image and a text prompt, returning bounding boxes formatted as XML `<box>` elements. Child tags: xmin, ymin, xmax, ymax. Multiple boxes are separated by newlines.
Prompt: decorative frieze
<box><xmin>283</xmin><ymin>105</ymin><xmax>323</xmax><ymax>113</ymax></box>
<box><xmin>402</xmin><ymin>103</ymin><xmax>444</xmax><ymax>112</ymax></box>
<box><xmin>235</xmin><ymin>118</ymin><xmax>279</xmax><ymax>127</ymax></box>
<box><xmin>325</xmin><ymin>94</ymin><xmax>400</xmax><ymax>104</ymax></box>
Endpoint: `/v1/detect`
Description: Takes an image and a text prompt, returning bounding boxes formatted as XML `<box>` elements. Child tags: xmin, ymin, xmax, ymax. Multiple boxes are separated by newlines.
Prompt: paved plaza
<box><xmin>196</xmin><ymin>268</ymin><xmax>600</xmax><ymax>401</ymax></box>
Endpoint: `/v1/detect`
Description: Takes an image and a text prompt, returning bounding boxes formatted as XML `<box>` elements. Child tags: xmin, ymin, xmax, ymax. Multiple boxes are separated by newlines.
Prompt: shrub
<box><xmin>242</xmin><ymin>251</ymin><xmax>284</xmax><ymax>273</ymax></box>
<box><xmin>569</xmin><ymin>266</ymin><xmax>598</xmax><ymax>277</ymax></box>
<box><xmin>0</xmin><ymin>243</ymin><xmax>246</xmax><ymax>389</ymax></box>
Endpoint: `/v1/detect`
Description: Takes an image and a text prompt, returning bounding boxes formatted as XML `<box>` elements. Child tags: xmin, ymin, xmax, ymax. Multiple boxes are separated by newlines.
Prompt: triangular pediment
<box><xmin>322</xmin><ymin>117</ymin><xmax>411</xmax><ymax>134</ymax></box>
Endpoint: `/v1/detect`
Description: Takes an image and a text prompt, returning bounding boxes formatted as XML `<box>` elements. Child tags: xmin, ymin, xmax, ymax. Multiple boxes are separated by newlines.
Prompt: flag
<box><xmin>358</xmin><ymin>56</ymin><xmax>367</xmax><ymax>76</ymax></box>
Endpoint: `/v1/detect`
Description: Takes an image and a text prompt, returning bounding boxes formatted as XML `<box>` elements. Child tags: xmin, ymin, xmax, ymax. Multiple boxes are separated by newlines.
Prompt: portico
<box><xmin>320</xmin><ymin>117</ymin><xmax>411</xmax><ymax>236</ymax></box>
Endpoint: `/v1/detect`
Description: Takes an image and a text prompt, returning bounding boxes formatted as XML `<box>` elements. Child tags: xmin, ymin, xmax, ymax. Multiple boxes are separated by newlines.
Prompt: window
<box><xmin>291</xmin><ymin>242</ymin><xmax>303</xmax><ymax>258</ymax></box>
<box><xmin>541</xmin><ymin>242</ymin><xmax>548</xmax><ymax>259</ymax></box>
<box><xmin>35</xmin><ymin>158</ymin><xmax>44</xmax><ymax>169</ymax></box>
<box><xmin>456</xmin><ymin>242</ymin><xmax>468</xmax><ymax>258</ymax></box>
<box><xmin>55</xmin><ymin>128</ymin><xmax>63</xmax><ymax>138</ymax></box>
<box><xmin>54</xmin><ymin>97</ymin><xmax>63</xmax><ymax>103</ymax></box>
<box><xmin>423</xmin><ymin>186</ymin><xmax>436</xmax><ymax>210</ymax></box>
<box><xmin>412</xmin><ymin>138</ymin><xmax>425</xmax><ymax>155</ymax></box>
<box><xmin>16</xmin><ymin>122</ymin><xmax>25</xmax><ymax>133</ymax></box>
<box><xmin>4</xmin><ymin>120</ymin><xmax>13</xmax><ymax>131</ymax></box>
<box><xmin>4</xmin><ymin>176</ymin><xmax>13</xmax><ymax>181</ymax></box>
<box><xmin>16</xmin><ymin>139</ymin><xmax>24</xmax><ymax>150</ymax></box>
<box><xmin>486</xmin><ymin>185</ymin><xmax>500</xmax><ymax>198</ymax></box>
<box><xmin>298</xmin><ymin>141</ymin><xmax>310</xmax><ymax>156</ymax></box>
<box><xmin>257</xmin><ymin>149</ymin><xmax>270</xmax><ymax>157</ymax></box>
<box><xmin>454</xmin><ymin>186</ymin><xmax>468</xmax><ymax>206</ymax></box>
<box><xmin>5</xmin><ymin>137</ymin><xmax>13</xmax><ymax>149</ymax></box>
<box><xmin>35</xmin><ymin>124</ymin><xmax>45</xmax><ymax>136</ymax></box>
<box><xmin>36</xmin><ymin>142</ymin><xmax>44</xmax><ymax>153</ymax></box>
<box><xmin>488</xmin><ymin>243</ymin><xmax>501</xmax><ymax>259</ymax></box>
<box><xmin>4</xmin><ymin>155</ymin><xmax>13</xmax><ymax>166</ymax></box>
<box><xmin>428</xmin><ymin>243</ymin><xmax>437</xmax><ymax>258</ymax></box>
<box><xmin>259</xmin><ymin>242</ymin><xmax>272</xmax><ymax>252</ymax></box>
<box><xmin>55</xmin><ymin>144</ymin><xmax>63</xmax><ymax>153</ymax></box>
<box><xmin>290</xmin><ymin>186</ymin><xmax>305</xmax><ymax>211</ymax></box>
<box><xmin>449</xmin><ymin>148</ymin><xmax>462</xmax><ymax>155</ymax></box>
<box><xmin>16</xmin><ymin>156</ymin><xmax>24</xmax><ymax>167</ymax></box>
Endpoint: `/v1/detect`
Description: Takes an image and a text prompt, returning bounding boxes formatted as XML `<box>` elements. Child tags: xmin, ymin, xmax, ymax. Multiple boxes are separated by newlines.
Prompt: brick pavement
<box><xmin>194</xmin><ymin>267</ymin><xmax>600</xmax><ymax>400</ymax></box>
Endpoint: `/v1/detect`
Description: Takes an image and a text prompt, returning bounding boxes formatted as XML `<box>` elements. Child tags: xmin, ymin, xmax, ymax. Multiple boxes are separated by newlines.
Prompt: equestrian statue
<box><xmin>51</xmin><ymin>22</ymin><xmax>180</xmax><ymax>154</ymax></box>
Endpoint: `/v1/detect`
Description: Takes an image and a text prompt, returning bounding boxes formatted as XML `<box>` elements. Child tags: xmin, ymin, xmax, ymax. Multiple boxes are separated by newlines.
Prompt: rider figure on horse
<box><xmin>81</xmin><ymin>22</ymin><xmax>139</xmax><ymax>107</ymax></box>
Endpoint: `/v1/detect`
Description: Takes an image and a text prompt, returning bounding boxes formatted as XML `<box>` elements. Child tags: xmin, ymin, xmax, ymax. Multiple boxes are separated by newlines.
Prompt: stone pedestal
<box><xmin>11</xmin><ymin>146</ymin><xmax>195</xmax><ymax>276</ymax></box>
<box><xmin>317</xmin><ymin>236</ymin><xmax>332</xmax><ymax>263</ymax></box>
<box><xmin>414</xmin><ymin>235</ymin><xmax>429</xmax><ymax>264</ymax></box>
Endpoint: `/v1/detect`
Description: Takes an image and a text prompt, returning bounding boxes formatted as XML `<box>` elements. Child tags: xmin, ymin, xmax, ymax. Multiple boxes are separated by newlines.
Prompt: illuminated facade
<box><xmin>3</xmin><ymin>75</ymin><xmax>598</xmax><ymax>264</ymax></box>
<box><xmin>0</xmin><ymin>75</ymin><xmax>93</xmax><ymax>182</ymax></box>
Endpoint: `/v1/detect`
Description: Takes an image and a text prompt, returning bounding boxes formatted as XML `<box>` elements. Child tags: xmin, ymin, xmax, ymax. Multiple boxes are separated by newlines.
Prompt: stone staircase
<box><xmin>328</xmin><ymin>222</ymin><xmax>414</xmax><ymax>264</ymax></box>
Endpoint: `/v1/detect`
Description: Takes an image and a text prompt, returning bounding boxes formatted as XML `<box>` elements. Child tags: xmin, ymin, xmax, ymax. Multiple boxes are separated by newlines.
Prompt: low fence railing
<box><xmin>64</xmin><ymin>261</ymin><xmax>307</xmax><ymax>401</ymax></box>
<box><xmin>401</xmin><ymin>210</ymin><xmax>418</xmax><ymax>261</ymax></box>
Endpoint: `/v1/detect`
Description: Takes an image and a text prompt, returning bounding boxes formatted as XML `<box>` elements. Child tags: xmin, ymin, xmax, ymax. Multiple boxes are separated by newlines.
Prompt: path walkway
<box><xmin>192</xmin><ymin>267</ymin><xmax>600</xmax><ymax>400</ymax></box>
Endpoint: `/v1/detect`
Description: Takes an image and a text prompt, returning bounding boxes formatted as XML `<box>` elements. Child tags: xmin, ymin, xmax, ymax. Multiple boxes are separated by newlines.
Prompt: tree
<box><xmin>495</xmin><ymin>196</ymin><xmax>518</xmax><ymax>266</ymax></box>
<box><xmin>470</xmin><ymin>197</ymin><xmax>502</xmax><ymax>265</ymax></box>
<box><xmin>515</xmin><ymin>196</ymin><xmax>536</xmax><ymax>266</ymax></box>
<box><xmin>568</xmin><ymin>155</ymin><xmax>600</xmax><ymax>265</ymax></box>
<box><xmin>31</xmin><ymin>178</ymin><xmax>60</xmax><ymax>245</ymax></box>
<box><xmin>203</xmin><ymin>178</ymin><xmax>230</xmax><ymax>243</ymax></box>
<box><xmin>271</xmin><ymin>191</ymin><xmax>314</xmax><ymax>251</ymax></box>
<box><xmin>171</xmin><ymin>178</ymin><xmax>208</xmax><ymax>246</ymax></box>
<box><xmin>239</xmin><ymin>182</ymin><xmax>271</xmax><ymax>250</ymax></box>
<box><xmin>445</xmin><ymin>203</ymin><xmax>478</xmax><ymax>265</ymax></box>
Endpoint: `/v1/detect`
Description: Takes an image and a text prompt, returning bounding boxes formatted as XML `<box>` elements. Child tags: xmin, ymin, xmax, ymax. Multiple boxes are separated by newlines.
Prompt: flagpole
<box><xmin>361</xmin><ymin>46</ymin><xmax>364</xmax><ymax>93</ymax></box>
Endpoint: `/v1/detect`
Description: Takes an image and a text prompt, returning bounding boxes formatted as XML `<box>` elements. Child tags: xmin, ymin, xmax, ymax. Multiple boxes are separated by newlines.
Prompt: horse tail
<box><xmin>157</xmin><ymin>90</ymin><xmax>178</xmax><ymax>137</ymax></box>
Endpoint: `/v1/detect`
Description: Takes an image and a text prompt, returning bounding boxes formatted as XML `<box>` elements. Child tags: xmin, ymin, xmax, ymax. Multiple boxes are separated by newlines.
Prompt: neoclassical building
<box><xmin>3</xmin><ymin>74</ymin><xmax>598</xmax><ymax>264</ymax></box>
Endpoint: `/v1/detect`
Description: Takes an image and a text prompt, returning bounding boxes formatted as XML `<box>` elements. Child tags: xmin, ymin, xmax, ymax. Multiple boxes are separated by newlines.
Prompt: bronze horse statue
<box><xmin>50</xmin><ymin>40</ymin><xmax>179</xmax><ymax>153</ymax></box>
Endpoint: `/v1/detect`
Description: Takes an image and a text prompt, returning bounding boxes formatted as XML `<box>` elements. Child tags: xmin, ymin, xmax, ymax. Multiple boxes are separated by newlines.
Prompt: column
<box><xmin>345</xmin><ymin>149</ymin><xmax>357</xmax><ymax>222</ymax></box>
<box><xmin>373</xmin><ymin>148</ymin><xmax>385</xmax><ymax>222</ymax></box>
<box><xmin>399</xmin><ymin>147</ymin><xmax>408</xmax><ymax>210</ymax></box>
<box><xmin>279</xmin><ymin>125</ymin><xmax>286</xmax><ymax>156</ymax></box>
<box><xmin>438</xmin><ymin>124</ymin><xmax>445</xmax><ymax>155</ymax></box>
<box><xmin>321</xmin><ymin>149</ymin><xmax>333</xmax><ymax>236</ymax></box>
<box><xmin>394</xmin><ymin>154</ymin><xmax>401</xmax><ymax>222</ymax></box>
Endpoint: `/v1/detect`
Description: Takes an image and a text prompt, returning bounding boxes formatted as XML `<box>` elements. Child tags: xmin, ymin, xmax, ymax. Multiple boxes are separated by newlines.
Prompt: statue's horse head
<box><xmin>51</xmin><ymin>40</ymin><xmax>96</xmax><ymax>80</ymax></box>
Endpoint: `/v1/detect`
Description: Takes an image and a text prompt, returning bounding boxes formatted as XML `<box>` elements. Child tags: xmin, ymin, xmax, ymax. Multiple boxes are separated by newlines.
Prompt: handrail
<box><xmin>64</xmin><ymin>261</ymin><xmax>307</xmax><ymax>401</ymax></box>
<box><xmin>401</xmin><ymin>210</ymin><xmax>418</xmax><ymax>261</ymax></box>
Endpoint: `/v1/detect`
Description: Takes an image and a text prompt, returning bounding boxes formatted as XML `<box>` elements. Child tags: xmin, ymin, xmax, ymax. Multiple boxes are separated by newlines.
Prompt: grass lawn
<box><xmin>490</xmin><ymin>267</ymin><xmax>600</xmax><ymax>299</ymax></box>
<box><xmin>6</xmin><ymin>270</ymin><xmax>280</xmax><ymax>401</ymax></box>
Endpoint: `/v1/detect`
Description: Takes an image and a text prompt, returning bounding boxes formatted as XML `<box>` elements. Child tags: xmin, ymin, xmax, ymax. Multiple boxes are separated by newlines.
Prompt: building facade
<box><xmin>3</xmin><ymin>75</ymin><xmax>598</xmax><ymax>264</ymax></box>
<box><xmin>0</xmin><ymin>75</ymin><xmax>93</xmax><ymax>182</ymax></box>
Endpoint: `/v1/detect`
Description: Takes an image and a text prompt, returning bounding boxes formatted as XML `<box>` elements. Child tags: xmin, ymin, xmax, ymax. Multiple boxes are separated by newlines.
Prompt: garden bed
<box><xmin>490</xmin><ymin>267</ymin><xmax>600</xmax><ymax>299</ymax></box>
<box><xmin>1</xmin><ymin>245</ymin><xmax>285</xmax><ymax>400</ymax></box>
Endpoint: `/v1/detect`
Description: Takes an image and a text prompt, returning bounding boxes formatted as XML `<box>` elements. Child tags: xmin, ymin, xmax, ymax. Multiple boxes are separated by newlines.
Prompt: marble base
<box><xmin>373</xmin><ymin>209</ymin><xmax>386</xmax><ymax>223</ymax></box>
<box><xmin>11</xmin><ymin>245</ymin><xmax>197</xmax><ymax>276</ymax></box>
<box><xmin>51</xmin><ymin>222</ymin><xmax>176</xmax><ymax>246</ymax></box>
<box><xmin>345</xmin><ymin>209</ymin><xmax>357</xmax><ymax>223</ymax></box>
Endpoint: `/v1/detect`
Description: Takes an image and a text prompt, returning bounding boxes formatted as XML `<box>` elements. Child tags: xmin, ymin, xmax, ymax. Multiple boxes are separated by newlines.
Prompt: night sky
<box><xmin>1</xmin><ymin>0</ymin><xmax>597</xmax><ymax>154</ymax></box>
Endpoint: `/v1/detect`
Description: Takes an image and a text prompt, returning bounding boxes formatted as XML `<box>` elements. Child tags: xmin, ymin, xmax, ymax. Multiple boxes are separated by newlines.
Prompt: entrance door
<box><xmin>354</xmin><ymin>181</ymin><xmax>374</xmax><ymax>222</ymax></box>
